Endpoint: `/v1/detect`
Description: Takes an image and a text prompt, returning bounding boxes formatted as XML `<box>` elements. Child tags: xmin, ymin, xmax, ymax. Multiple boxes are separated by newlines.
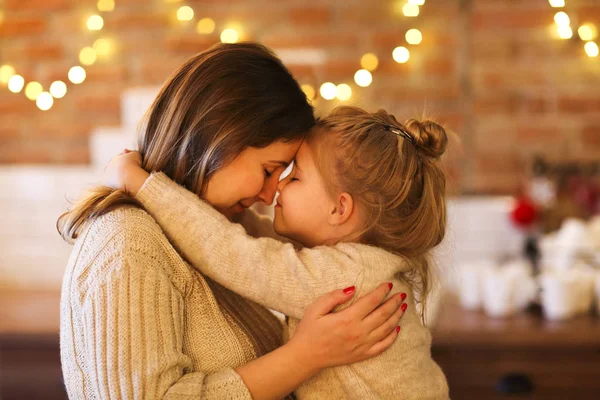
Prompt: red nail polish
<box><xmin>401</xmin><ymin>293</ymin><xmax>407</xmax><ymax>301</ymax></box>
<box><xmin>388</xmin><ymin>282</ymin><xmax>393</xmax><ymax>290</ymax></box>
<box><xmin>401</xmin><ymin>303</ymin><xmax>408</xmax><ymax>312</ymax></box>
<box><xmin>343</xmin><ymin>286</ymin><xmax>355</xmax><ymax>295</ymax></box>
<box><xmin>396</xmin><ymin>326</ymin><xmax>401</xmax><ymax>333</ymax></box>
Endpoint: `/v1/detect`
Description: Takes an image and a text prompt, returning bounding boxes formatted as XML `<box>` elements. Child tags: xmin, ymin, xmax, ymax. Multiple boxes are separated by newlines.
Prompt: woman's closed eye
<box><xmin>264</xmin><ymin>169</ymin><xmax>273</xmax><ymax>178</ymax></box>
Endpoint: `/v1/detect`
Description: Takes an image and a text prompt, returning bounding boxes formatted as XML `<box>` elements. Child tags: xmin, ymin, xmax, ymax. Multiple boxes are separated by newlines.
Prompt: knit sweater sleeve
<box><xmin>80</xmin><ymin>244</ymin><xmax>252</xmax><ymax>399</ymax></box>
<box><xmin>135</xmin><ymin>172</ymin><xmax>365</xmax><ymax>319</ymax></box>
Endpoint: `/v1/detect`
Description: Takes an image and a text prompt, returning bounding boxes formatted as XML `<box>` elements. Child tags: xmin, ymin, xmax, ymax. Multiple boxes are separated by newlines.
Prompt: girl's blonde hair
<box><xmin>58</xmin><ymin>42</ymin><xmax>314</xmax><ymax>243</ymax></box>
<box><xmin>312</xmin><ymin>106</ymin><xmax>449</xmax><ymax>321</ymax></box>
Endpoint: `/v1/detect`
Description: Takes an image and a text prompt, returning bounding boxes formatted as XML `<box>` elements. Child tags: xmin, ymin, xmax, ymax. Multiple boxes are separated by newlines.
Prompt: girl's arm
<box><xmin>125</xmin><ymin>170</ymin><xmax>368</xmax><ymax>319</ymax></box>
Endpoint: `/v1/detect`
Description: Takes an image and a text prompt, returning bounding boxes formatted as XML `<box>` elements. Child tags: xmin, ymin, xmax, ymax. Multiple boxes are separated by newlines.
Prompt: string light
<box><xmin>547</xmin><ymin>1</ymin><xmax>600</xmax><ymax>61</ymax></box>
<box><xmin>79</xmin><ymin>47</ymin><xmax>97</xmax><ymax>66</ymax></box>
<box><xmin>557</xmin><ymin>25</ymin><xmax>573</xmax><ymax>39</ymax></box>
<box><xmin>320</xmin><ymin>82</ymin><xmax>337</xmax><ymax>100</ymax></box>
<box><xmin>177</xmin><ymin>6</ymin><xmax>194</xmax><ymax>21</ymax></box>
<box><xmin>97</xmin><ymin>0</ymin><xmax>115</xmax><ymax>12</ymax></box>
<box><xmin>68</xmin><ymin>66</ymin><xmax>87</xmax><ymax>84</ymax></box>
<box><xmin>403</xmin><ymin>3</ymin><xmax>420</xmax><ymax>17</ymax></box>
<box><xmin>585</xmin><ymin>41</ymin><xmax>599</xmax><ymax>57</ymax></box>
<box><xmin>25</xmin><ymin>81</ymin><xmax>43</xmax><ymax>101</ymax></box>
<box><xmin>554</xmin><ymin>11</ymin><xmax>570</xmax><ymax>26</ymax></box>
<box><xmin>336</xmin><ymin>84</ymin><xmax>352</xmax><ymax>101</ymax></box>
<box><xmin>0</xmin><ymin>65</ymin><xmax>15</xmax><ymax>85</ymax></box>
<box><xmin>409</xmin><ymin>0</ymin><xmax>426</xmax><ymax>5</ymax></box>
<box><xmin>221</xmin><ymin>28</ymin><xmax>239</xmax><ymax>43</ymax></box>
<box><xmin>406</xmin><ymin>29</ymin><xmax>423</xmax><ymax>45</ymax></box>
<box><xmin>93</xmin><ymin>38</ymin><xmax>112</xmax><ymax>57</ymax></box>
<box><xmin>197</xmin><ymin>18</ymin><xmax>215</xmax><ymax>34</ymax></box>
<box><xmin>578</xmin><ymin>24</ymin><xmax>598</xmax><ymax>41</ymax></box>
<box><xmin>50</xmin><ymin>81</ymin><xmax>67</xmax><ymax>98</ymax></box>
<box><xmin>87</xmin><ymin>14</ymin><xmax>104</xmax><ymax>30</ymax></box>
<box><xmin>360</xmin><ymin>53</ymin><xmax>379</xmax><ymax>71</ymax></box>
<box><xmin>354</xmin><ymin>69</ymin><xmax>373</xmax><ymax>87</ymax></box>
<box><xmin>393</xmin><ymin>46</ymin><xmax>410</xmax><ymax>63</ymax></box>
<box><xmin>36</xmin><ymin>92</ymin><xmax>54</xmax><ymax>111</ymax></box>
<box><xmin>8</xmin><ymin>75</ymin><xmax>25</xmax><ymax>93</ymax></box>
<box><xmin>1</xmin><ymin>2</ymin><xmax>117</xmax><ymax>110</ymax></box>
<box><xmin>301</xmin><ymin>84</ymin><xmax>316</xmax><ymax>101</ymax></box>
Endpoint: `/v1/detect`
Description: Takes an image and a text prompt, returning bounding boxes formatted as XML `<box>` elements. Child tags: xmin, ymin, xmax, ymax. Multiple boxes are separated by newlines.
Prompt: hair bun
<box><xmin>404</xmin><ymin>119</ymin><xmax>448</xmax><ymax>159</ymax></box>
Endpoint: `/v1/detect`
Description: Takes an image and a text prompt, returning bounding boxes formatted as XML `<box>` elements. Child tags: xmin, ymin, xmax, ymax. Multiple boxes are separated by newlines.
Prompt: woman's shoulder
<box><xmin>69</xmin><ymin>206</ymin><xmax>193</xmax><ymax>300</ymax></box>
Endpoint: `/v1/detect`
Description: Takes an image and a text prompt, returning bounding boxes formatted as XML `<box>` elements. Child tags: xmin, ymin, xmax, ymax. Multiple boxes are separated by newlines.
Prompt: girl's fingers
<box><xmin>367</xmin><ymin>296</ymin><xmax>405</xmax><ymax>343</ymax></box>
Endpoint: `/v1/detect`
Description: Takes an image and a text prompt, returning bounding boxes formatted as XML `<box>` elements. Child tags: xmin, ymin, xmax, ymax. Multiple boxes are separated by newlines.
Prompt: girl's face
<box><xmin>204</xmin><ymin>139</ymin><xmax>302</xmax><ymax>220</ymax></box>
<box><xmin>273</xmin><ymin>141</ymin><xmax>338</xmax><ymax>247</ymax></box>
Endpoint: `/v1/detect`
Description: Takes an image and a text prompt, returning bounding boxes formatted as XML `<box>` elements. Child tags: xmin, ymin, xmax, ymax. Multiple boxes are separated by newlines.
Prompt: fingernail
<box><xmin>401</xmin><ymin>293</ymin><xmax>407</xmax><ymax>301</ymax></box>
<box><xmin>396</xmin><ymin>326</ymin><xmax>401</xmax><ymax>333</ymax></box>
<box><xmin>388</xmin><ymin>282</ymin><xmax>393</xmax><ymax>290</ymax></box>
<box><xmin>401</xmin><ymin>303</ymin><xmax>408</xmax><ymax>312</ymax></box>
<box><xmin>343</xmin><ymin>286</ymin><xmax>355</xmax><ymax>295</ymax></box>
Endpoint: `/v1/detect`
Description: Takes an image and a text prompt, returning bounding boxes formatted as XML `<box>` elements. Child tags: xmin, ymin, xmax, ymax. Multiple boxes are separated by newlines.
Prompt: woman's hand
<box><xmin>102</xmin><ymin>150</ymin><xmax>149</xmax><ymax>196</ymax></box>
<box><xmin>288</xmin><ymin>283</ymin><xmax>406</xmax><ymax>371</ymax></box>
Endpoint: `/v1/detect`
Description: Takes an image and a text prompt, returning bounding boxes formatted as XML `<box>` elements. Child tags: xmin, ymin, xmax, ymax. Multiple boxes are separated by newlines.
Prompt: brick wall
<box><xmin>1</xmin><ymin>0</ymin><xmax>599</xmax><ymax>194</ymax></box>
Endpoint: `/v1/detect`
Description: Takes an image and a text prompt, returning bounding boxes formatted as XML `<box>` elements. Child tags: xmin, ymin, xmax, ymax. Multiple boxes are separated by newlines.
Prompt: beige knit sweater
<box><xmin>134</xmin><ymin>172</ymin><xmax>449</xmax><ymax>400</ymax></box>
<box><xmin>59</xmin><ymin>206</ymin><xmax>289</xmax><ymax>399</ymax></box>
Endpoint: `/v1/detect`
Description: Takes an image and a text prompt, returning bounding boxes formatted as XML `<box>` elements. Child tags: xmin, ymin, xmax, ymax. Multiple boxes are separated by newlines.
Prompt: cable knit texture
<box><xmin>134</xmin><ymin>172</ymin><xmax>449</xmax><ymax>400</ymax></box>
<box><xmin>60</xmin><ymin>205</ymin><xmax>289</xmax><ymax>399</ymax></box>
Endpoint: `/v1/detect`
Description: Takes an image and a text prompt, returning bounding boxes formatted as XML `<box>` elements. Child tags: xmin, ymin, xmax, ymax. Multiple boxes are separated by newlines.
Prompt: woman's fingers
<box><xmin>305</xmin><ymin>286</ymin><xmax>356</xmax><ymax>319</ymax></box>
<box><xmin>364</xmin><ymin>323</ymin><xmax>401</xmax><ymax>359</ymax></box>
<box><xmin>367</xmin><ymin>294</ymin><xmax>406</xmax><ymax>343</ymax></box>
<box><xmin>362</xmin><ymin>292</ymin><xmax>406</xmax><ymax>333</ymax></box>
<box><xmin>345</xmin><ymin>282</ymin><xmax>393</xmax><ymax>320</ymax></box>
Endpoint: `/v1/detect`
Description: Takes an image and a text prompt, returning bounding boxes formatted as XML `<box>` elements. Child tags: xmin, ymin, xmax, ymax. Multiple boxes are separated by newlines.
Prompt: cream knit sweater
<box><xmin>59</xmin><ymin>206</ymin><xmax>290</xmax><ymax>399</ymax></box>
<box><xmin>134</xmin><ymin>172</ymin><xmax>449</xmax><ymax>400</ymax></box>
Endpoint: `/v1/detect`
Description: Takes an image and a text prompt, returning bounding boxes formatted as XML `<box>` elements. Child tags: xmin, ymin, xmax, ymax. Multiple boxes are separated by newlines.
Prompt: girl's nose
<box><xmin>277</xmin><ymin>174</ymin><xmax>291</xmax><ymax>193</ymax></box>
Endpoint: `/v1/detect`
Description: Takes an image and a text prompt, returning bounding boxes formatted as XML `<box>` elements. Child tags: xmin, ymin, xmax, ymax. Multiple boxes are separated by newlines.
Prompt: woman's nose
<box><xmin>258</xmin><ymin>176</ymin><xmax>278</xmax><ymax>205</ymax></box>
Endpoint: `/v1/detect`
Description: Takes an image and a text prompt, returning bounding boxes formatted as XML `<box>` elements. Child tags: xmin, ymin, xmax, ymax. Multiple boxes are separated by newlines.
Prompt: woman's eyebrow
<box><xmin>269</xmin><ymin>160</ymin><xmax>290</xmax><ymax>167</ymax></box>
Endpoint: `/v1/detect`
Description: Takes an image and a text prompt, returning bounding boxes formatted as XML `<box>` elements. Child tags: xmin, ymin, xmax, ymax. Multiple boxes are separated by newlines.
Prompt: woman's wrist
<box><xmin>123</xmin><ymin>165</ymin><xmax>150</xmax><ymax>197</ymax></box>
<box><xmin>284</xmin><ymin>336</ymin><xmax>324</xmax><ymax>377</ymax></box>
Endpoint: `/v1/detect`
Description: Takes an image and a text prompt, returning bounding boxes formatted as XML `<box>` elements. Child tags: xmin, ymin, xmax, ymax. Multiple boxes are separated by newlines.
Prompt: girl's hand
<box><xmin>288</xmin><ymin>283</ymin><xmax>406</xmax><ymax>371</ymax></box>
<box><xmin>102</xmin><ymin>150</ymin><xmax>148</xmax><ymax>196</ymax></box>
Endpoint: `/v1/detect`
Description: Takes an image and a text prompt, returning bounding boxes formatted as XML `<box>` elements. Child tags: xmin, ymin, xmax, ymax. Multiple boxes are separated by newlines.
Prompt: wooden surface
<box><xmin>0</xmin><ymin>289</ymin><xmax>61</xmax><ymax>334</ymax></box>
<box><xmin>431</xmin><ymin>296</ymin><xmax>600</xmax><ymax>400</ymax></box>
<box><xmin>432</xmin><ymin>295</ymin><xmax>600</xmax><ymax>348</ymax></box>
<box><xmin>2</xmin><ymin>290</ymin><xmax>600</xmax><ymax>400</ymax></box>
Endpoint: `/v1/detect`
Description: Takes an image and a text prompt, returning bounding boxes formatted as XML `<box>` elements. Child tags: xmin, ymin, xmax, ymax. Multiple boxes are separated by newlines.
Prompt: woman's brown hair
<box><xmin>312</xmin><ymin>106</ymin><xmax>449</xmax><ymax>322</ymax></box>
<box><xmin>58</xmin><ymin>42</ymin><xmax>314</xmax><ymax>242</ymax></box>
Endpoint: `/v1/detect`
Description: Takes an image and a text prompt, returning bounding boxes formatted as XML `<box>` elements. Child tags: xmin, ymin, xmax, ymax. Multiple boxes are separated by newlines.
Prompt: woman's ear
<box><xmin>328</xmin><ymin>192</ymin><xmax>355</xmax><ymax>226</ymax></box>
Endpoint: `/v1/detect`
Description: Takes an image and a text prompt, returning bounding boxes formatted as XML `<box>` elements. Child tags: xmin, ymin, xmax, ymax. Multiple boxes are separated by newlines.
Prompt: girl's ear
<box><xmin>328</xmin><ymin>192</ymin><xmax>355</xmax><ymax>226</ymax></box>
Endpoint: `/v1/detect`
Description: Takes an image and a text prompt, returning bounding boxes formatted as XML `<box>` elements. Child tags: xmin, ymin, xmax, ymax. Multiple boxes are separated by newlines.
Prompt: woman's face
<box><xmin>204</xmin><ymin>139</ymin><xmax>302</xmax><ymax>220</ymax></box>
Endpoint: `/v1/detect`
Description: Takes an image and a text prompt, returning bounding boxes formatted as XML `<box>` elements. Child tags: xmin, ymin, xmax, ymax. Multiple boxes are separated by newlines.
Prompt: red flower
<box><xmin>511</xmin><ymin>198</ymin><xmax>537</xmax><ymax>228</ymax></box>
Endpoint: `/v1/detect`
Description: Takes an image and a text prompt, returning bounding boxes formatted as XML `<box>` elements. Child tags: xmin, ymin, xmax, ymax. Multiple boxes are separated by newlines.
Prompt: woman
<box><xmin>58</xmin><ymin>42</ymin><xmax>403</xmax><ymax>399</ymax></box>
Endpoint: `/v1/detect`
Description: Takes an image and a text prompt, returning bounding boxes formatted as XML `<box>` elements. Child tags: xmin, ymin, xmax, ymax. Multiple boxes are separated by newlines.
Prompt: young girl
<box><xmin>106</xmin><ymin>106</ymin><xmax>450</xmax><ymax>399</ymax></box>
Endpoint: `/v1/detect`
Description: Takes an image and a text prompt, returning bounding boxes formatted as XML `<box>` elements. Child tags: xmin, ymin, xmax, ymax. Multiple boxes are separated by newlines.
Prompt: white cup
<box><xmin>458</xmin><ymin>261</ymin><xmax>495</xmax><ymax>310</ymax></box>
<box><xmin>481</xmin><ymin>260</ymin><xmax>537</xmax><ymax>318</ymax></box>
<box><xmin>540</xmin><ymin>268</ymin><xmax>595</xmax><ymax>320</ymax></box>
